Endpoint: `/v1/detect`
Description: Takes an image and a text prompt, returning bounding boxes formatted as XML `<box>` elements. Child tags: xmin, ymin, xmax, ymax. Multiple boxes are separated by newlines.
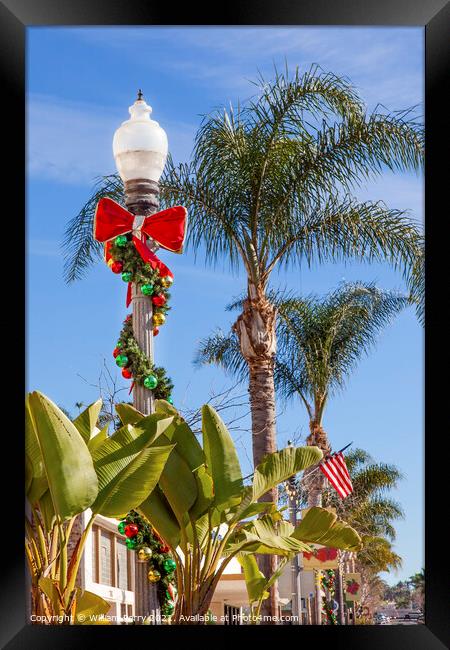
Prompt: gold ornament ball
<box><xmin>138</xmin><ymin>547</ymin><xmax>153</xmax><ymax>562</ymax></box>
<box><xmin>153</xmin><ymin>312</ymin><xmax>166</xmax><ymax>327</ymax></box>
<box><xmin>161</xmin><ymin>275</ymin><xmax>173</xmax><ymax>288</ymax></box>
<box><xmin>147</xmin><ymin>568</ymin><xmax>161</xmax><ymax>583</ymax></box>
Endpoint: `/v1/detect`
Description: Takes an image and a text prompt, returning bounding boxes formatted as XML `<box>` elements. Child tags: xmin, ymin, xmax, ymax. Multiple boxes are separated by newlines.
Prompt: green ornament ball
<box><xmin>141</xmin><ymin>283</ymin><xmax>154</xmax><ymax>296</ymax></box>
<box><xmin>116</xmin><ymin>340</ymin><xmax>124</xmax><ymax>349</ymax></box>
<box><xmin>167</xmin><ymin>396</ymin><xmax>174</xmax><ymax>405</ymax></box>
<box><xmin>115</xmin><ymin>235</ymin><xmax>128</xmax><ymax>247</ymax></box>
<box><xmin>163</xmin><ymin>558</ymin><xmax>176</xmax><ymax>573</ymax></box>
<box><xmin>117</xmin><ymin>521</ymin><xmax>126</xmax><ymax>534</ymax></box>
<box><xmin>143</xmin><ymin>375</ymin><xmax>158</xmax><ymax>390</ymax></box>
<box><xmin>116</xmin><ymin>354</ymin><xmax>129</xmax><ymax>368</ymax></box>
<box><xmin>122</xmin><ymin>272</ymin><xmax>133</xmax><ymax>283</ymax></box>
<box><xmin>126</xmin><ymin>537</ymin><xmax>137</xmax><ymax>550</ymax></box>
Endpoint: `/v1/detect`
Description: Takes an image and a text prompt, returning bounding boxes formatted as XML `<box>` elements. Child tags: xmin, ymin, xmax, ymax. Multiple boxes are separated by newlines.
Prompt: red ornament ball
<box><xmin>160</xmin><ymin>544</ymin><xmax>170</xmax><ymax>553</ymax></box>
<box><xmin>153</xmin><ymin>328</ymin><xmax>159</xmax><ymax>337</ymax></box>
<box><xmin>122</xmin><ymin>368</ymin><xmax>133</xmax><ymax>379</ymax></box>
<box><xmin>113</xmin><ymin>347</ymin><xmax>120</xmax><ymax>358</ymax></box>
<box><xmin>124</xmin><ymin>524</ymin><xmax>139</xmax><ymax>538</ymax></box>
<box><xmin>111</xmin><ymin>261</ymin><xmax>123</xmax><ymax>274</ymax></box>
<box><xmin>125</xmin><ymin>314</ymin><xmax>132</xmax><ymax>322</ymax></box>
<box><xmin>152</xmin><ymin>294</ymin><xmax>166</xmax><ymax>307</ymax></box>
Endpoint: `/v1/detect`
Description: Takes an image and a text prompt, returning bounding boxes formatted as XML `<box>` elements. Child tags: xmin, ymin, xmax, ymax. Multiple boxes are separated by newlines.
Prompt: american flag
<box><xmin>319</xmin><ymin>451</ymin><xmax>353</xmax><ymax>499</ymax></box>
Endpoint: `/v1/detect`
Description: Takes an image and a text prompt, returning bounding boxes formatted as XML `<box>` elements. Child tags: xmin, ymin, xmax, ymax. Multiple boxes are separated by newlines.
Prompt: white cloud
<box><xmin>27</xmin><ymin>94</ymin><xmax>118</xmax><ymax>185</ymax></box>
<box><xmin>68</xmin><ymin>26</ymin><xmax>423</xmax><ymax>107</ymax></box>
<box><xmin>27</xmin><ymin>93</ymin><xmax>196</xmax><ymax>185</ymax></box>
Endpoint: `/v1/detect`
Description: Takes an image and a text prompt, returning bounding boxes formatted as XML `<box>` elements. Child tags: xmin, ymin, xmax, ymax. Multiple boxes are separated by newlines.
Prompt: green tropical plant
<box><xmin>116</xmin><ymin>398</ymin><xmax>362</xmax><ymax>623</ymax></box>
<box><xmin>25</xmin><ymin>391</ymin><xmax>175</xmax><ymax>624</ymax></box>
<box><xmin>238</xmin><ymin>553</ymin><xmax>290</xmax><ymax>623</ymax></box>
<box><xmin>63</xmin><ymin>65</ymin><xmax>423</xmax><ymax>614</ymax></box>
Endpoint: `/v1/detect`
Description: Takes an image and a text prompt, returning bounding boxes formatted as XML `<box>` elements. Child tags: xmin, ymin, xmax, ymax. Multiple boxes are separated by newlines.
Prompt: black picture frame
<box><xmin>3</xmin><ymin>0</ymin><xmax>449</xmax><ymax>647</ymax></box>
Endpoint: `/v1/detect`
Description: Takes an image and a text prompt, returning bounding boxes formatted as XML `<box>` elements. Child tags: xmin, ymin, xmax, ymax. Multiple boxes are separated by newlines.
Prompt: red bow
<box><xmin>94</xmin><ymin>197</ymin><xmax>187</xmax><ymax>306</ymax></box>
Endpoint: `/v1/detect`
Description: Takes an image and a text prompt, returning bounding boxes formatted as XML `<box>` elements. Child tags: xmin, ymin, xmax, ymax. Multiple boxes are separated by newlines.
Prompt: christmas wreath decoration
<box><xmin>118</xmin><ymin>510</ymin><xmax>177</xmax><ymax>617</ymax></box>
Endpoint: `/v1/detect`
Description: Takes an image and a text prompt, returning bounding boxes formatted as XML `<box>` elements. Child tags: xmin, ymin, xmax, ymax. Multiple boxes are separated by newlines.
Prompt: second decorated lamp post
<box><xmin>112</xmin><ymin>90</ymin><xmax>168</xmax><ymax>414</ymax></box>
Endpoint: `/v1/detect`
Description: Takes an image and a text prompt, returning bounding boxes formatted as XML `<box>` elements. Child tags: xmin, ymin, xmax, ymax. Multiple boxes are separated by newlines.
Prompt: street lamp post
<box><xmin>287</xmin><ymin>441</ymin><xmax>303</xmax><ymax>625</ymax></box>
<box><xmin>112</xmin><ymin>91</ymin><xmax>168</xmax><ymax>621</ymax></box>
<box><xmin>113</xmin><ymin>90</ymin><xmax>168</xmax><ymax>415</ymax></box>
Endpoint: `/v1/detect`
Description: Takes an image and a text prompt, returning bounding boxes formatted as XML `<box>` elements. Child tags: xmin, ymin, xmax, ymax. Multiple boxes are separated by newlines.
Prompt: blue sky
<box><xmin>26</xmin><ymin>26</ymin><xmax>424</xmax><ymax>584</ymax></box>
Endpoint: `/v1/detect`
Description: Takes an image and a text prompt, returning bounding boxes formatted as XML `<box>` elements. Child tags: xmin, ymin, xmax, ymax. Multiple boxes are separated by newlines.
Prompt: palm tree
<box><xmin>63</xmin><ymin>65</ymin><xmax>424</xmax><ymax>614</ymax></box>
<box><xmin>322</xmin><ymin>448</ymin><xmax>404</xmax><ymax>543</ymax></box>
<box><xmin>197</xmin><ymin>283</ymin><xmax>410</xmax><ymax>507</ymax></box>
<box><xmin>197</xmin><ymin>281</ymin><xmax>408</xmax><ymax>619</ymax></box>
<box><xmin>321</xmin><ymin>447</ymin><xmax>404</xmax><ymax>618</ymax></box>
<box><xmin>407</xmin><ymin>568</ymin><xmax>425</xmax><ymax>611</ymax></box>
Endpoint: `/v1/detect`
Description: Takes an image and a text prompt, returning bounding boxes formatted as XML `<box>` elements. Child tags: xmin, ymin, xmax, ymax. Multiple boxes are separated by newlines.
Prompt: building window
<box><xmin>100</xmin><ymin>530</ymin><xmax>113</xmax><ymax>586</ymax></box>
<box><xmin>92</xmin><ymin>528</ymin><xmax>98</xmax><ymax>583</ymax></box>
<box><xmin>117</xmin><ymin>539</ymin><xmax>130</xmax><ymax>591</ymax></box>
<box><xmin>91</xmin><ymin>524</ymin><xmax>132</xmax><ymax>591</ymax></box>
<box><xmin>224</xmin><ymin>604</ymin><xmax>241</xmax><ymax>625</ymax></box>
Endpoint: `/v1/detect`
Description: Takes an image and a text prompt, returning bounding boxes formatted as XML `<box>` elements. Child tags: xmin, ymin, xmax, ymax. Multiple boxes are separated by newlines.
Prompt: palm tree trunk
<box><xmin>304</xmin><ymin>419</ymin><xmax>331</xmax><ymax>508</ymax></box>
<box><xmin>233</xmin><ymin>282</ymin><xmax>279</xmax><ymax>622</ymax></box>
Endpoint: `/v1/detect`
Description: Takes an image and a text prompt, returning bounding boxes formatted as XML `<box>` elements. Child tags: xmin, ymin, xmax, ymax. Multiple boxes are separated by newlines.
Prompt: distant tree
<box><xmin>197</xmin><ymin>283</ymin><xmax>409</xmax><ymax>507</ymax></box>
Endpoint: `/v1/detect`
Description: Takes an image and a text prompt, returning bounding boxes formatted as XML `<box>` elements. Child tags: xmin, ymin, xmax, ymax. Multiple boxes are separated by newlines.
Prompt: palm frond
<box><xmin>352</xmin><ymin>464</ymin><xmax>404</xmax><ymax>498</ymax></box>
<box><xmin>275</xmin><ymin>281</ymin><xmax>409</xmax><ymax>402</ymax></box>
<box><xmin>62</xmin><ymin>174</ymin><xmax>124</xmax><ymax>283</ymax></box>
<box><xmin>63</xmin><ymin>66</ymin><xmax>424</xmax><ymax>310</ymax></box>
<box><xmin>194</xmin><ymin>329</ymin><xmax>248</xmax><ymax>382</ymax></box>
<box><xmin>266</xmin><ymin>197</ymin><xmax>423</xmax><ymax>282</ymax></box>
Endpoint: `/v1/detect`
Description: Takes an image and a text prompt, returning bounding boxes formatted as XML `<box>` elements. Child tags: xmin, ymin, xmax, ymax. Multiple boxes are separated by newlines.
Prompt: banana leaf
<box><xmin>91</xmin><ymin>420</ymin><xmax>175</xmax><ymax>517</ymax></box>
<box><xmin>202</xmin><ymin>405</ymin><xmax>243</xmax><ymax>509</ymax></box>
<box><xmin>139</xmin><ymin>486</ymin><xmax>181</xmax><ymax>549</ymax></box>
<box><xmin>237</xmin><ymin>554</ymin><xmax>269</xmax><ymax>604</ymax></box>
<box><xmin>87</xmin><ymin>424</ymin><xmax>109</xmax><ymax>454</ymax></box>
<box><xmin>25</xmin><ymin>396</ymin><xmax>49</xmax><ymax>504</ymax></box>
<box><xmin>72</xmin><ymin>400</ymin><xmax>103</xmax><ymax>444</ymax></box>
<box><xmin>292</xmin><ymin>507</ymin><xmax>362</xmax><ymax>552</ymax></box>
<box><xmin>115</xmin><ymin>403</ymin><xmax>145</xmax><ymax>426</ymax></box>
<box><xmin>75</xmin><ymin>588</ymin><xmax>111</xmax><ymax>624</ymax></box>
<box><xmin>27</xmin><ymin>391</ymin><xmax>98</xmax><ymax>519</ymax></box>
<box><xmin>252</xmin><ymin>446</ymin><xmax>322</xmax><ymax>501</ymax></box>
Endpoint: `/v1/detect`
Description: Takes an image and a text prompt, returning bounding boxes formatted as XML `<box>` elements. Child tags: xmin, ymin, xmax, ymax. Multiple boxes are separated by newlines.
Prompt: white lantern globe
<box><xmin>113</xmin><ymin>93</ymin><xmax>168</xmax><ymax>183</ymax></box>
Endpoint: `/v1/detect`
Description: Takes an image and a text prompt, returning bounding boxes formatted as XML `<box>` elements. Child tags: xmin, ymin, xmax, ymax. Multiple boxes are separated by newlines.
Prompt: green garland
<box><xmin>107</xmin><ymin>225</ymin><xmax>179</xmax><ymax>617</ymax></box>
<box><xmin>118</xmin><ymin>510</ymin><xmax>177</xmax><ymax>617</ymax></box>
<box><xmin>109</xmin><ymin>234</ymin><xmax>172</xmax><ymax>324</ymax></box>
<box><xmin>107</xmin><ymin>233</ymin><xmax>175</xmax><ymax>400</ymax></box>
<box><xmin>115</xmin><ymin>314</ymin><xmax>174</xmax><ymax>400</ymax></box>
<box><xmin>321</xmin><ymin>569</ymin><xmax>338</xmax><ymax>625</ymax></box>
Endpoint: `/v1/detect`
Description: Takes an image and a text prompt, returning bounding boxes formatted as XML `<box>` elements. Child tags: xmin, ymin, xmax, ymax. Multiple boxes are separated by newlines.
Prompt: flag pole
<box><xmin>335</xmin><ymin>441</ymin><xmax>353</xmax><ymax>454</ymax></box>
